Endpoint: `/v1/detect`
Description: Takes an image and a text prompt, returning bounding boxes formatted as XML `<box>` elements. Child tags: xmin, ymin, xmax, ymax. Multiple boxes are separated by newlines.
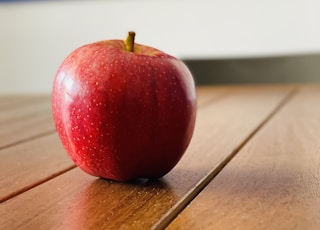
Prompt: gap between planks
<box><xmin>0</xmin><ymin>130</ymin><xmax>56</xmax><ymax>151</ymax></box>
<box><xmin>0</xmin><ymin>165</ymin><xmax>77</xmax><ymax>203</ymax></box>
<box><xmin>151</xmin><ymin>86</ymin><xmax>299</xmax><ymax>230</ymax></box>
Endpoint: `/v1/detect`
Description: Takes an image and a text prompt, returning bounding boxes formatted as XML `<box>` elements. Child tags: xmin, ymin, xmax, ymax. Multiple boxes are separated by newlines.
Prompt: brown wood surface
<box><xmin>0</xmin><ymin>133</ymin><xmax>75</xmax><ymax>202</ymax></box>
<box><xmin>0</xmin><ymin>96</ymin><xmax>55</xmax><ymax>149</ymax></box>
<box><xmin>167</xmin><ymin>85</ymin><xmax>320</xmax><ymax>230</ymax></box>
<box><xmin>0</xmin><ymin>85</ymin><xmax>293</xmax><ymax>229</ymax></box>
<box><xmin>0</xmin><ymin>95</ymin><xmax>40</xmax><ymax>108</ymax></box>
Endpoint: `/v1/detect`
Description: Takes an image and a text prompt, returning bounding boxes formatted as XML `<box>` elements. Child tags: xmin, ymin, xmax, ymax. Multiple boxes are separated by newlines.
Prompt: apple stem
<box><xmin>125</xmin><ymin>31</ymin><xmax>135</xmax><ymax>52</ymax></box>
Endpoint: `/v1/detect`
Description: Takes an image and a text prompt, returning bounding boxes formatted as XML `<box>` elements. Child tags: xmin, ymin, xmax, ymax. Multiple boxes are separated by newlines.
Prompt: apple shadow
<box><xmin>98</xmin><ymin>176</ymin><xmax>169</xmax><ymax>188</ymax></box>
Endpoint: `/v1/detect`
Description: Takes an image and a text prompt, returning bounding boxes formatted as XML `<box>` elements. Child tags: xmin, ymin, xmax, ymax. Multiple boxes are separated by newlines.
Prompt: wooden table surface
<box><xmin>1</xmin><ymin>84</ymin><xmax>320</xmax><ymax>230</ymax></box>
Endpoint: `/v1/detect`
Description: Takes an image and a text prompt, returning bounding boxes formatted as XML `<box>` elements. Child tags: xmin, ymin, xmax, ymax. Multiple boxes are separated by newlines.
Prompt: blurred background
<box><xmin>1</xmin><ymin>0</ymin><xmax>320</xmax><ymax>94</ymax></box>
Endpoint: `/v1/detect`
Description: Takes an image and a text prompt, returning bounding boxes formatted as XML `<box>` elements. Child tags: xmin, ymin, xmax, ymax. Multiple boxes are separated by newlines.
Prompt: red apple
<box><xmin>52</xmin><ymin>32</ymin><xmax>196</xmax><ymax>181</ymax></box>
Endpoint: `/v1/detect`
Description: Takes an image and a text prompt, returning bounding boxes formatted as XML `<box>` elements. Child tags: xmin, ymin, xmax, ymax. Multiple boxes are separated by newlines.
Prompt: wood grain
<box><xmin>196</xmin><ymin>85</ymin><xmax>228</xmax><ymax>108</ymax></box>
<box><xmin>0</xmin><ymin>96</ymin><xmax>50</xmax><ymax>122</ymax></box>
<box><xmin>0</xmin><ymin>95</ymin><xmax>41</xmax><ymax>108</ymax></box>
<box><xmin>0</xmin><ymin>96</ymin><xmax>55</xmax><ymax>149</ymax></box>
<box><xmin>167</xmin><ymin>85</ymin><xmax>320</xmax><ymax>230</ymax></box>
<box><xmin>0</xmin><ymin>133</ymin><xmax>75</xmax><ymax>202</ymax></box>
<box><xmin>0</xmin><ymin>86</ymin><xmax>292</xmax><ymax>229</ymax></box>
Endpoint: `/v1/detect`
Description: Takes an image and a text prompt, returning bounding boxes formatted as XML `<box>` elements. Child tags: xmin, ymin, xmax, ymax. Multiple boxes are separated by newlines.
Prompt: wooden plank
<box><xmin>196</xmin><ymin>85</ymin><xmax>228</xmax><ymax>107</ymax></box>
<box><xmin>167</xmin><ymin>85</ymin><xmax>320</xmax><ymax>230</ymax></box>
<box><xmin>0</xmin><ymin>96</ymin><xmax>55</xmax><ymax>149</ymax></box>
<box><xmin>0</xmin><ymin>96</ymin><xmax>50</xmax><ymax>123</ymax></box>
<box><xmin>0</xmin><ymin>85</ymin><xmax>293</xmax><ymax>229</ymax></box>
<box><xmin>0</xmin><ymin>95</ymin><xmax>41</xmax><ymax>108</ymax></box>
<box><xmin>0</xmin><ymin>133</ymin><xmax>75</xmax><ymax>202</ymax></box>
<box><xmin>0</xmin><ymin>113</ymin><xmax>55</xmax><ymax>149</ymax></box>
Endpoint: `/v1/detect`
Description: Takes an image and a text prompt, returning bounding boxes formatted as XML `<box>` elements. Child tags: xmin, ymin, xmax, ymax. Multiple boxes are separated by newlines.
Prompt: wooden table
<box><xmin>1</xmin><ymin>85</ymin><xmax>320</xmax><ymax>229</ymax></box>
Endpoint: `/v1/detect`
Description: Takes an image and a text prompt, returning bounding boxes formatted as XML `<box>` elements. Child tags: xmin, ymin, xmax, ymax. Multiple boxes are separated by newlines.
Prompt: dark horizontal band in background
<box><xmin>184</xmin><ymin>53</ymin><xmax>320</xmax><ymax>85</ymax></box>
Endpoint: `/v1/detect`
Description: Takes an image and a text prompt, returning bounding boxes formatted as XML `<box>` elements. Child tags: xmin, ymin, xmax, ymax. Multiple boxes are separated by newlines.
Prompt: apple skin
<box><xmin>52</xmin><ymin>39</ymin><xmax>196</xmax><ymax>181</ymax></box>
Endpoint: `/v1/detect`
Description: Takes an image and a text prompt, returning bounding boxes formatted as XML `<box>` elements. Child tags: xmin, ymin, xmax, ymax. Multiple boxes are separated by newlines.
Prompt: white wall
<box><xmin>1</xmin><ymin>0</ymin><xmax>320</xmax><ymax>94</ymax></box>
